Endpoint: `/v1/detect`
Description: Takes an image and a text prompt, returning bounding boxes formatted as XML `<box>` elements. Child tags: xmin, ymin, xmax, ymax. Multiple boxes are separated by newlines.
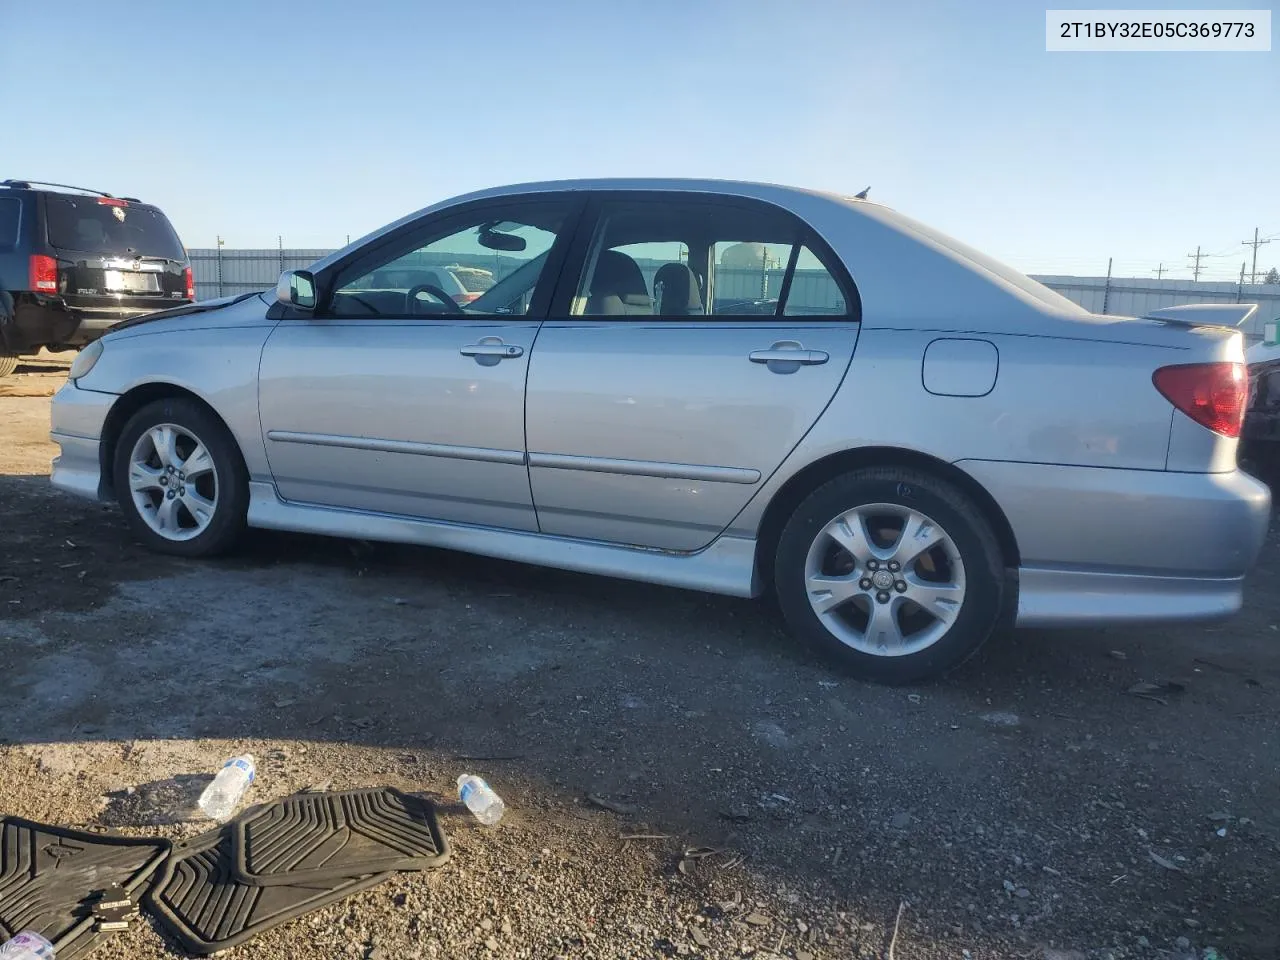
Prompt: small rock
<box><xmin>501</xmin><ymin>919</ymin><xmax>512</xmax><ymax>935</ymax></box>
<box><xmin>1216</xmin><ymin>827</ymin><xmax>1227</xmax><ymax>838</ymax></box>
<box><xmin>1208</xmin><ymin>811</ymin><xmax>1233</xmax><ymax>822</ymax></box>
<box><xmin>1108</xmin><ymin>650</ymin><xmax>1128</xmax><ymax>660</ymax></box>
<box><xmin>690</xmin><ymin>926</ymin><xmax>711</xmax><ymax>947</ymax></box>
<box><xmin>796</xmin><ymin>953</ymin><xmax>815</xmax><ymax>960</ymax></box>
<box><xmin>1176</xmin><ymin>936</ymin><xmax>1191</xmax><ymax>950</ymax></box>
<box><xmin>906</xmin><ymin>693</ymin><xmax>922</xmax><ymax>704</ymax></box>
<box><xmin>890</xmin><ymin>812</ymin><xmax>911</xmax><ymax>829</ymax></box>
<box><xmin>480</xmin><ymin>919</ymin><xmax>493</xmax><ymax>932</ymax></box>
<box><xmin>982</xmin><ymin>711</ymin><xmax>1020</xmax><ymax>727</ymax></box>
<box><xmin>1137</xmin><ymin>936</ymin><xmax>1150</xmax><ymax>947</ymax></box>
<box><xmin>1184</xmin><ymin>918</ymin><xmax>1201</xmax><ymax>929</ymax></box>
<box><xmin>485</xmin><ymin>937</ymin><xmax>498</xmax><ymax>952</ymax></box>
<box><xmin>1002</xmin><ymin>879</ymin><xmax>1016</xmax><ymax>893</ymax></box>
<box><xmin>795</xmin><ymin>920</ymin><xmax>808</xmax><ymax>934</ymax></box>
<box><xmin>1014</xmin><ymin>887</ymin><xmax>1031</xmax><ymax>899</ymax></box>
<box><xmin>744</xmin><ymin>913</ymin><xmax>770</xmax><ymax>926</ymax></box>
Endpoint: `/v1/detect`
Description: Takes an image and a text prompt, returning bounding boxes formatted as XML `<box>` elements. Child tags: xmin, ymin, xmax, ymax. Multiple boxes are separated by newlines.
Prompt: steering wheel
<box><xmin>406</xmin><ymin>283</ymin><xmax>464</xmax><ymax>316</ymax></box>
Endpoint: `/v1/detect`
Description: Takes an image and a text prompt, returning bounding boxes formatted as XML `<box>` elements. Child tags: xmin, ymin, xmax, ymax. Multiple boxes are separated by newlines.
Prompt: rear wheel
<box><xmin>0</xmin><ymin>351</ymin><xmax>18</xmax><ymax>378</ymax></box>
<box><xmin>112</xmin><ymin>398</ymin><xmax>248</xmax><ymax>557</ymax></box>
<box><xmin>774</xmin><ymin>467</ymin><xmax>1007</xmax><ymax>684</ymax></box>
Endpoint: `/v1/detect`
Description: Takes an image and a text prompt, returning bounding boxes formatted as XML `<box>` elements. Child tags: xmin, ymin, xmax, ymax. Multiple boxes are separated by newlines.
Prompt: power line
<box><xmin>1243</xmin><ymin>227</ymin><xmax>1272</xmax><ymax>285</ymax></box>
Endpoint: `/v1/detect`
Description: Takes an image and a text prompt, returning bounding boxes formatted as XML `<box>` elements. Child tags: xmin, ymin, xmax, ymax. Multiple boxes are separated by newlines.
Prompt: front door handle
<box><xmin>749</xmin><ymin>349</ymin><xmax>829</xmax><ymax>365</ymax></box>
<box><xmin>749</xmin><ymin>341</ymin><xmax>829</xmax><ymax>371</ymax></box>
<box><xmin>460</xmin><ymin>337</ymin><xmax>524</xmax><ymax>366</ymax></box>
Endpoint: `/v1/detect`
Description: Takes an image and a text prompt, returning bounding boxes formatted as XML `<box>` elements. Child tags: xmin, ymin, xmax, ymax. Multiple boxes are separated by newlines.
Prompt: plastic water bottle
<box><xmin>0</xmin><ymin>931</ymin><xmax>55</xmax><ymax>959</ymax></box>
<box><xmin>457</xmin><ymin>774</ymin><xmax>505</xmax><ymax>825</ymax></box>
<box><xmin>198</xmin><ymin>754</ymin><xmax>255</xmax><ymax>821</ymax></box>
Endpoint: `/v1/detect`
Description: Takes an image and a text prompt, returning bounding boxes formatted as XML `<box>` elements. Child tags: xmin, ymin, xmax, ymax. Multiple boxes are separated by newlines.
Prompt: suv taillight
<box><xmin>29</xmin><ymin>254</ymin><xmax>58</xmax><ymax>293</ymax></box>
<box><xmin>183</xmin><ymin>266</ymin><xmax>195</xmax><ymax>301</ymax></box>
<box><xmin>1153</xmin><ymin>362</ymin><xmax>1247</xmax><ymax>438</ymax></box>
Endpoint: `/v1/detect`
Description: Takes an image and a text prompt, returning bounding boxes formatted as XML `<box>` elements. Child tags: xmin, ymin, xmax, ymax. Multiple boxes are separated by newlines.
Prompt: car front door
<box><xmin>257</xmin><ymin>196</ymin><xmax>579</xmax><ymax>531</ymax></box>
<box><xmin>524</xmin><ymin>192</ymin><xmax>861</xmax><ymax>550</ymax></box>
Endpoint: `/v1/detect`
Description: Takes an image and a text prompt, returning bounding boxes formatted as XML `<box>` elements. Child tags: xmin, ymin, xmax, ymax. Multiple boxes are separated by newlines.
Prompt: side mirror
<box><xmin>276</xmin><ymin>269</ymin><xmax>316</xmax><ymax>310</ymax></box>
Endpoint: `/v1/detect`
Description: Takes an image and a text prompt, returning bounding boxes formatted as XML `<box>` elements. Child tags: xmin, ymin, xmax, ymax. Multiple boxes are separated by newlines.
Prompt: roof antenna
<box><xmin>854</xmin><ymin>186</ymin><xmax>870</xmax><ymax>200</ymax></box>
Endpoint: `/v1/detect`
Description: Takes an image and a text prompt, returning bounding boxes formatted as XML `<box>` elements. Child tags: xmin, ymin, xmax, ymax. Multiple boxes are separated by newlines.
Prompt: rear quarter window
<box><xmin>44</xmin><ymin>196</ymin><xmax>186</xmax><ymax>260</ymax></box>
<box><xmin>0</xmin><ymin>198</ymin><xmax>19</xmax><ymax>251</ymax></box>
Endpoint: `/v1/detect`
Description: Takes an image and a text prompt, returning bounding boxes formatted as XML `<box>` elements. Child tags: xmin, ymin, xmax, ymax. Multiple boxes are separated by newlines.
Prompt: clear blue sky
<box><xmin>3</xmin><ymin>0</ymin><xmax>1276</xmax><ymax>279</ymax></box>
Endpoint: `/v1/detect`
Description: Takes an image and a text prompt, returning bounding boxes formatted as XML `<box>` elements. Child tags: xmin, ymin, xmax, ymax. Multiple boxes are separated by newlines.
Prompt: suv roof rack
<box><xmin>1</xmin><ymin>179</ymin><xmax>117</xmax><ymax>199</ymax></box>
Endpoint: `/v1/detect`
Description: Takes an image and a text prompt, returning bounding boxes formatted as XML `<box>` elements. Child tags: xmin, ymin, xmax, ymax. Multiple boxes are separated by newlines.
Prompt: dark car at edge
<box><xmin>0</xmin><ymin>179</ymin><xmax>193</xmax><ymax>377</ymax></box>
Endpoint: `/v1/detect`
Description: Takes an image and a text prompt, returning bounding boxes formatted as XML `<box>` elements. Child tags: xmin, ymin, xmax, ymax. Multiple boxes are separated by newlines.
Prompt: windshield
<box><xmin>45</xmin><ymin>196</ymin><xmax>186</xmax><ymax>260</ymax></box>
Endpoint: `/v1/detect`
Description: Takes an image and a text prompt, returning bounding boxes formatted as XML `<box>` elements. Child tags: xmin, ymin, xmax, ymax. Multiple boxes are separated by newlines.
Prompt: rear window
<box><xmin>44</xmin><ymin>196</ymin><xmax>185</xmax><ymax>260</ymax></box>
<box><xmin>0</xmin><ymin>198</ymin><xmax>19</xmax><ymax>251</ymax></box>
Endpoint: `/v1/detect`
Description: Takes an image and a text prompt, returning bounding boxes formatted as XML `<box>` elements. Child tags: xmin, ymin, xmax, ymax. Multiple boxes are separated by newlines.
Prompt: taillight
<box><xmin>1153</xmin><ymin>362</ymin><xmax>1247</xmax><ymax>438</ymax></box>
<box><xmin>29</xmin><ymin>254</ymin><xmax>58</xmax><ymax>293</ymax></box>
<box><xmin>183</xmin><ymin>266</ymin><xmax>195</xmax><ymax>301</ymax></box>
<box><xmin>96</xmin><ymin>197</ymin><xmax>128</xmax><ymax>207</ymax></box>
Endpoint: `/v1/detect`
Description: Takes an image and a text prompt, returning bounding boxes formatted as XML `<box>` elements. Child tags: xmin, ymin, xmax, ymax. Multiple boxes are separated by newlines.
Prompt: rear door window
<box><xmin>0</xmin><ymin>198</ymin><xmax>19</xmax><ymax>251</ymax></box>
<box><xmin>44</xmin><ymin>197</ymin><xmax>186</xmax><ymax>260</ymax></box>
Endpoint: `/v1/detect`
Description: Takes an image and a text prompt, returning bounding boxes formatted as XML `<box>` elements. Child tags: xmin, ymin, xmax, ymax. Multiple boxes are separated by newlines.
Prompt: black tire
<box><xmin>773</xmin><ymin>466</ymin><xmax>1007</xmax><ymax>684</ymax></box>
<box><xmin>0</xmin><ymin>351</ymin><xmax>18</xmax><ymax>378</ymax></box>
<box><xmin>112</xmin><ymin>397</ymin><xmax>248</xmax><ymax>557</ymax></box>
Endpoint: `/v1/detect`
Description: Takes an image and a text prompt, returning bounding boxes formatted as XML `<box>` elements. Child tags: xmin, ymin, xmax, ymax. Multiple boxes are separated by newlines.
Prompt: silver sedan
<box><xmin>49</xmin><ymin>179</ymin><xmax>1271</xmax><ymax>682</ymax></box>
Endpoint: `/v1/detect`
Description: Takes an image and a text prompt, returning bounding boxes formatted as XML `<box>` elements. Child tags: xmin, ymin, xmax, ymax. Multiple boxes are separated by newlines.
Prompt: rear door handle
<box><xmin>749</xmin><ymin>347</ymin><xmax>829</xmax><ymax>365</ymax></box>
<box><xmin>460</xmin><ymin>338</ymin><xmax>524</xmax><ymax>360</ymax></box>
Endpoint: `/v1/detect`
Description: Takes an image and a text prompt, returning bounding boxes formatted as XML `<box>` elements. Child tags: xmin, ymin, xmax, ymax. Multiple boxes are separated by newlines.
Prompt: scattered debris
<box><xmin>690</xmin><ymin>925</ymin><xmax>711</xmax><ymax>947</ymax></box>
<box><xmin>886</xmin><ymin>900</ymin><xmax>908</xmax><ymax>960</ymax></box>
<box><xmin>1108</xmin><ymin>650</ymin><xmax>1128</xmax><ymax>660</ymax></box>
<box><xmin>981</xmin><ymin>711</ymin><xmax>1020</xmax><ymax>727</ymax></box>
<box><xmin>906</xmin><ymin>693</ymin><xmax>922</xmax><ymax>704</ymax></box>
<box><xmin>1126</xmin><ymin>680</ymin><xmax>1186</xmax><ymax>705</ymax></box>
<box><xmin>1148</xmin><ymin>849</ymin><xmax>1183</xmax><ymax>872</ymax></box>
<box><xmin>744</xmin><ymin>912</ymin><xmax>770</xmax><ymax>926</ymax></box>
<box><xmin>585</xmin><ymin>794</ymin><xmax>637</xmax><ymax>816</ymax></box>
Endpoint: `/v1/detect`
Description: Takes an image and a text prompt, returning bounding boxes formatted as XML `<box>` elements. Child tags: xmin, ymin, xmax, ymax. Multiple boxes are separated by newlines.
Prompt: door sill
<box><xmin>246</xmin><ymin>482</ymin><xmax>760</xmax><ymax>598</ymax></box>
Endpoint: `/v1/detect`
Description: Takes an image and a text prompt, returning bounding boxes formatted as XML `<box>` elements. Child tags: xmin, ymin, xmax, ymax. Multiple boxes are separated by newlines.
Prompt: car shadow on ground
<box><xmin>3</xmin><ymin>473</ymin><xmax>1280</xmax><ymax>956</ymax></box>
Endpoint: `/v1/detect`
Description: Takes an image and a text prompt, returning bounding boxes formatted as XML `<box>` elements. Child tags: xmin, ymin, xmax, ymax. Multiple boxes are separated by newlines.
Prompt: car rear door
<box><xmin>42</xmin><ymin>194</ymin><xmax>189</xmax><ymax>312</ymax></box>
<box><xmin>257</xmin><ymin>195</ymin><xmax>581</xmax><ymax>531</ymax></box>
<box><xmin>524</xmin><ymin>191</ymin><xmax>860</xmax><ymax>551</ymax></box>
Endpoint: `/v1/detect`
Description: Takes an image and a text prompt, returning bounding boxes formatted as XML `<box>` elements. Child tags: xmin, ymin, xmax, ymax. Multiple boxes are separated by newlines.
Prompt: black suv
<box><xmin>0</xmin><ymin>180</ymin><xmax>194</xmax><ymax>376</ymax></box>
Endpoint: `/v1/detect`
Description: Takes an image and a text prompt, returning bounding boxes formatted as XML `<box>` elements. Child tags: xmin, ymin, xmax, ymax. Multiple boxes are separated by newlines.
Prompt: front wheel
<box><xmin>0</xmin><ymin>351</ymin><xmax>18</xmax><ymax>378</ymax></box>
<box><xmin>112</xmin><ymin>398</ymin><xmax>248</xmax><ymax>557</ymax></box>
<box><xmin>773</xmin><ymin>467</ymin><xmax>1008</xmax><ymax>684</ymax></box>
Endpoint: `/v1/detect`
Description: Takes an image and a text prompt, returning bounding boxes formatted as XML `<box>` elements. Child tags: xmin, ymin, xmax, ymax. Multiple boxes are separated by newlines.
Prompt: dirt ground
<box><xmin>2</xmin><ymin>359</ymin><xmax>1278</xmax><ymax>960</ymax></box>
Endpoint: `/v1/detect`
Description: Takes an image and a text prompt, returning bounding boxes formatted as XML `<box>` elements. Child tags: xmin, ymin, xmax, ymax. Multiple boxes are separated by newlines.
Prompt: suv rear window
<box><xmin>0</xmin><ymin>198</ymin><xmax>19</xmax><ymax>251</ymax></box>
<box><xmin>45</xmin><ymin>197</ymin><xmax>185</xmax><ymax>260</ymax></box>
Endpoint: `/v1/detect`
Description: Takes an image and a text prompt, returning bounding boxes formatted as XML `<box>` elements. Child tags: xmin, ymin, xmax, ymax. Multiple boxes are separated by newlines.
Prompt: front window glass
<box><xmin>329</xmin><ymin>204</ymin><xmax>568</xmax><ymax>318</ymax></box>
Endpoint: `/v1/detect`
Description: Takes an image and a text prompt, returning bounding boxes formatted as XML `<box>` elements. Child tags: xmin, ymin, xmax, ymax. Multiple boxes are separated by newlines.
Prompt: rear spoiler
<box><xmin>1142</xmin><ymin>303</ymin><xmax>1258</xmax><ymax>328</ymax></box>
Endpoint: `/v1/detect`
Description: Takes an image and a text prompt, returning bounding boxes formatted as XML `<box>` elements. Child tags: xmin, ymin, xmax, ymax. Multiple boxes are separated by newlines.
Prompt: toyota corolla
<box><xmin>49</xmin><ymin>179</ymin><xmax>1271</xmax><ymax>682</ymax></box>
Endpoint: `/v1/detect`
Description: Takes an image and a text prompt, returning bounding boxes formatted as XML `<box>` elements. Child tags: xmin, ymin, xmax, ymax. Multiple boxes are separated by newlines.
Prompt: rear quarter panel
<box><xmin>729</xmin><ymin>324</ymin><xmax>1202</xmax><ymax>536</ymax></box>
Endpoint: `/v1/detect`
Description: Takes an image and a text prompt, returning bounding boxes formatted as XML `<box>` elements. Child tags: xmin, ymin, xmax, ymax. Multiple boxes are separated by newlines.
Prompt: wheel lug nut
<box><xmin>895</xmin><ymin>580</ymin><xmax>907</xmax><ymax>593</ymax></box>
<box><xmin>876</xmin><ymin>591</ymin><xmax>890</xmax><ymax>604</ymax></box>
<box><xmin>866</xmin><ymin>560</ymin><xmax>879</xmax><ymax>571</ymax></box>
<box><xmin>859</xmin><ymin>578</ymin><xmax>872</xmax><ymax>590</ymax></box>
<box><xmin>888</xmin><ymin>561</ymin><xmax>900</xmax><ymax>572</ymax></box>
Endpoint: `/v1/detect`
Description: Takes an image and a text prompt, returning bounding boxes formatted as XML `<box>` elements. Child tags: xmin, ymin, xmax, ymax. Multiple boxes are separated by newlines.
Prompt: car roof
<box><xmin>0</xmin><ymin>179</ymin><xmax>147</xmax><ymax>203</ymax></box>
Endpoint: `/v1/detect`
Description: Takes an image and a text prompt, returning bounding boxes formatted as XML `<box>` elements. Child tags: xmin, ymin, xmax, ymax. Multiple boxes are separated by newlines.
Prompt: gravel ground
<box><xmin>1</xmin><ymin>362</ymin><xmax>1278</xmax><ymax>960</ymax></box>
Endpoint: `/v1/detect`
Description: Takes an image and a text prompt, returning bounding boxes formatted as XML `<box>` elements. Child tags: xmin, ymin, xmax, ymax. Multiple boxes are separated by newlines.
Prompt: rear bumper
<box><xmin>955</xmin><ymin>459</ymin><xmax>1272</xmax><ymax>627</ymax></box>
<box><xmin>49</xmin><ymin>382</ymin><xmax>116</xmax><ymax>501</ymax></box>
<box><xmin>1016</xmin><ymin>567</ymin><xmax>1249</xmax><ymax>627</ymax></box>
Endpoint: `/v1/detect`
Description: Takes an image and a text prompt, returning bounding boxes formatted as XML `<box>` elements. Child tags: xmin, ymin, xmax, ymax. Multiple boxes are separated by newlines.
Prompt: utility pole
<box><xmin>1102</xmin><ymin>257</ymin><xmax>1113</xmax><ymax>314</ymax></box>
<box><xmin>1243</xmin><ymin>227</ymin><xmax>1271</xmax><ymax>285</ymax></box>
<box><xmin>216</xmin><ymin>235</ymin><xmax>225</xmax><ymax>298</ymax></box>
<box><xmin>1187</xmin><ymin>245</ymin><xmax>1207</xmax><ymax>281</ymax></box>
<box><xmin>1152</xmin><ymin>263</ymin><xmax>1168</xmax><ymax>280</ymax></box>
<box><xmin>1237</xmin><ymin>262</ymin><xmax>1246</xmax><ymax>303</ymax></box>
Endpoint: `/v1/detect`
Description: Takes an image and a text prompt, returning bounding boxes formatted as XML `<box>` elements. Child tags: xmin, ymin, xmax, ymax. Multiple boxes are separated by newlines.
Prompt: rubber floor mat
<box><xmin>146</xmin><ymin>827</ymin><xmax>390</xmax><ymax>955</ymax></box>
<box><xmin>232</xmin><ymin>788</ymin><xmax>449</xmax><ymax>886</ymax></box>
<box><xmin>0</xmin><ymin>818</ymin><xmax>170</xmax><ymax>960</ymax></box>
